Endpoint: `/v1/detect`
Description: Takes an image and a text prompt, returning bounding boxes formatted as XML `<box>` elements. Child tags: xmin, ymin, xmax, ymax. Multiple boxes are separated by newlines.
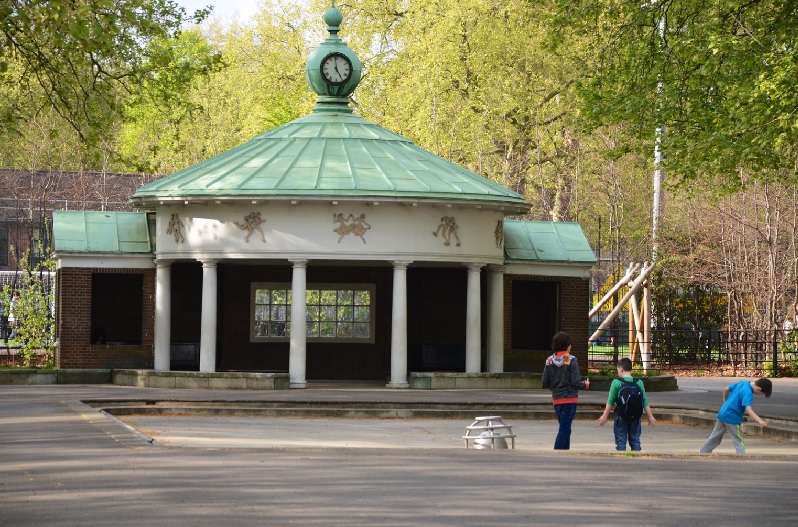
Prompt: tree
<box><xmin>0</xmin><ymin>0</ymin><xmax>216</xmax><ymax>162</ymax></box>
<box><xmin>552</xmin><ymin>0</ymin><xmax>798</xmax><ymax>191</ymax></box>
<box><xmin>344</xmin><ymin>0</ymin><xmax>602</xmax><ymax>222</ymax></box>
<box><xmin>117</xmin><ymin>3</ymin><xmax>314</xmax><ymax>174</ymax></box>
<box><xmin>3</xmin><ymin>247</ymin><xmax>55</xmax><ymax>367</ymax></box>
<box><xmin>656</xmin><ymin>181</ymin><xmax>798</xmax><ymax>330</ymax></box>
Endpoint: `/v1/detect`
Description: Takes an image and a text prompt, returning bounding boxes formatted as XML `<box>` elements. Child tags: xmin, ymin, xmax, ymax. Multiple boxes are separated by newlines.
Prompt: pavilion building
<box><xmin>52</xmin><ymin>7</ymin><xmax>595</xmax><ymax>387</ymax></box>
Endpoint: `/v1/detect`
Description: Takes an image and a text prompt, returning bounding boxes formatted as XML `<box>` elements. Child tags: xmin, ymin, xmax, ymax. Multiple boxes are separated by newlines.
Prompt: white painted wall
<box><xmin>154</xmin><ymin>201</ymin><xmax>506</xmax><ymax>264</ymax></box>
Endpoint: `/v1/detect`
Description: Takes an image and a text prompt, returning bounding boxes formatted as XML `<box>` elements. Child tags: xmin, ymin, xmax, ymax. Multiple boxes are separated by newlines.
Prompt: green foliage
<box><xmin>117</xmin><ymin>4</ymin><xmax>313</xmax><ymax>174</ymax></box>
<box><xmin>0</xmin><ymin>0</ymin><xmax>215</xmax><ymax>165</ymax></box>
<box><xmin>3</xmin><ymin>248</ymin><xmax>56</xmax><ymax>367</ymax></box>
<box><xmin>650</xmin><ymin>255</ymin><xmax>727</xmax><ymax>330</ymax></box>
<box><xmin>552</xmin><ymin>0</ymin><xmax>798</xmax><ymax>191</ymax></box>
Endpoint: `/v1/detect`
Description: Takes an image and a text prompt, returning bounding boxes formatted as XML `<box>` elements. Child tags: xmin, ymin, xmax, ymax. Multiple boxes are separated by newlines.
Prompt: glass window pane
<box><xmin>337</xmin><ymin>305</ymin><xmax>353</xmax><ymax>321</ymax></box>
<box><xmin>337</xmin><ymin>290</ymin><xmax>353</xmax><ymax>304</ymax></box>
<box><xmin>254</xmin><ymin>284</ymin><xmax>372</xmax><ymax>341</ymax></box>
<box><xmin>255</xmin><ymin>289</ymin><xmax>270</xmax><ymax>304</ymax></box>
<box><xmin>320</xmin><ymin>290</ymin><xmax>336</xmax><ymax>305</ymax></box>
<box><xmin>272</xmin><ymin>305</ymin><xmax>286</xmax><ymax>321</ymax></box>
<box><xmin>254</xmin><ymin>321</ymin><xmax>268</xmax><ymax>337</ymax></box>
<box><xmin>354</xmin><ymin>306</ymin><xmax>370</xmax><ymax>322</ymax></box>
<box><xmin>272</xmin><ymin>289</ymin><xmax>287</xmax><ymax>304</ymax></box>
<box><xmin>354</xmin><ymin>323</ymin><xmax>369</xmax><ymax>338</ymax></box>
<box><xmin>354</xmin><ymin>290</ymin><xmax>370</xmax><ymax>305</ymax></box>
<box><xmin>320</xmin><ymin>322</ymin><xmax>336</xmax><ymax>337</ymax></box>
<box><xmin>337</xmin><ymin>323</ymin><xmax>353</xmax><ymax>337</ymax></box>
<box><xmin>319</xmin><ymin>305</ymin><xmax>335</xmax><ymax>321</ymax></box>
<box><xmin>270</xmin><ymin>322</ymin><xmax>287</xmax><ymax>337</ymax></box>
<box><xmin>306</xmin><ymin>289</ymin><xmax>319</xmax><ymax>305</ymax></box>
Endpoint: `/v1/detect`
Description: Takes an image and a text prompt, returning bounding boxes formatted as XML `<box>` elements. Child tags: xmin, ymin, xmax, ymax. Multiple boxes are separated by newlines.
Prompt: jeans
<box><xmin>613</xmin><ymin>415</ymin><xmax>642</xmax><ymax>451</ymax></box>
<box><xmin>554</xmin><ymin>403</ymin><xmax>577</xmax><ymax>450</ymax></box>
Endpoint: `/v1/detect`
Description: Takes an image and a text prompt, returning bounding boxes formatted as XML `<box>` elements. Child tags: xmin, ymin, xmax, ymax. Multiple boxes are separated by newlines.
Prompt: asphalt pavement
<box><xmin>2</xmin><ymin>377</ymin><xmax>798</xmax><ymax>526</ymax></box>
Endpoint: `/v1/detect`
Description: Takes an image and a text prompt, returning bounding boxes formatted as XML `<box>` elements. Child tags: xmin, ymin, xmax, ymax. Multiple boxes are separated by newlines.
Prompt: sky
<box><xmin>176</xmin><ymin>0</ymin><xmax>260</xmax><ymax>24</ymax></box>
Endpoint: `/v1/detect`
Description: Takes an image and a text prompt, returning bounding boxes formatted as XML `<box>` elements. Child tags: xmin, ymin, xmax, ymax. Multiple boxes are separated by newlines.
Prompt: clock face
<box><xmin>321</xmin><ymin>53</ymin><xmax>352</xmax><ymax>85</ymax></box>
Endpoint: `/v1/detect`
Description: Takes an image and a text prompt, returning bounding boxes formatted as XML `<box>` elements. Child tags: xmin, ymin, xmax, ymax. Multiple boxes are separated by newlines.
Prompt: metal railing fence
<box><xmin>588</xmin><ymin>328</ymin><xmax>798</xmax><ymax>376</ymax></box>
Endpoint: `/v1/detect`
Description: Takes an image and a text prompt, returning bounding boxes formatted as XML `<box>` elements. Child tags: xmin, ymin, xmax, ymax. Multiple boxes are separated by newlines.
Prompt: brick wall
<box><xmin>56</xmin><ymin>267</ymin><xmax>154</xmax><ymax>369</ymax></box>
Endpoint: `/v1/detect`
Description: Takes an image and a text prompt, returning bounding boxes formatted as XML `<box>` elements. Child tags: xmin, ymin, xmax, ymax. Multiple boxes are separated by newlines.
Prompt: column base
<box><xmin>385</xmin><ymin>381</ymin><xmax>409</xmax><ymax>389</ymax></box>
<box><xmin>290</xmin><ymin>381</ymin><xmax>307</xmax><ymax>389</ymax></box>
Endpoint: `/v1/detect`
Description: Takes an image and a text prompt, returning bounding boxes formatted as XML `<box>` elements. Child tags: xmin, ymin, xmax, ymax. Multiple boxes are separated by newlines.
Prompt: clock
<box><xmin>321</xmin><ymin>53</ymin><xmax>353</xmax><ymax>85</ymax></box>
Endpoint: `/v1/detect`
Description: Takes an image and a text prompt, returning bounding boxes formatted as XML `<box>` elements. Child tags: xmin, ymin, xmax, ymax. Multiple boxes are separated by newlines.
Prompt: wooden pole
<box><xmin>628</xmin><ymin>291</ymin><xmax>636</xmax><ymax>362</ymax></box>
<box><xmin>589</xmin><ymin>262</ymin><xmax>641</xmax><ymax>318</ymax></box>
<box><xmin>589</xmin><ymin>262</ymin><xmax>656</xmax><ymax>344</ymax></box>
<box><xmin>643</xmin><ymin>278</ymin><xmax>652</xmax><ymax>372</ymax></box>
<box><xmin>629</xmin><ymin>292</ymin><xmax>645</xmax><ymax>365</ymax></box>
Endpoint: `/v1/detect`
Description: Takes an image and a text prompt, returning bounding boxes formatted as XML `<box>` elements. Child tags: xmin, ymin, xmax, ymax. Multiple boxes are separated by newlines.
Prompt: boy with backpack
<box><xmin>598</xmin><ymin>357</ymin><xmax>657</xmax><ymax>451</ymax></box>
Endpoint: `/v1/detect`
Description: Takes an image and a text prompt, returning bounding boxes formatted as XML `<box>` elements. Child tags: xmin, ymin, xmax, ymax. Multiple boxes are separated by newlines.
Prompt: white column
<box><xmin>466</xmin><ymin>263</ymin><xmax>483</xmax><ymax>373</ymax></box>
<box><xmin>289</xmin><ymin>259</ymin><xmax>308</xmax><ymax>388</ymax></box>
<box><xmin>487</xmin><ymin>265</ymin><xmax>505</xmax><ymax>373</ymax></box>
<box><xmin>153</xmin><ymin>260</ymin><xmax>172</xmax><ymax>371</ymax></box>
<box><xmin>199</xmin><ymin>259</ymin><xmax>218</xmax><ymax>373</ymax></box>
<box><xmin>387</xmin><ymin>260</ymin><xmax>411</xmax><ymax>388</ymax></box>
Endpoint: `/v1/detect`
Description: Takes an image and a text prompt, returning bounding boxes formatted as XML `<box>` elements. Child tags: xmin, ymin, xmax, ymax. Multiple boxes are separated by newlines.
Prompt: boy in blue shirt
<box><xmin>598</xmin><ymin>357</ymin><xmax>657</xmax><ymax>451</ymax></box>
<box><xmin>699</xmin><ymin>378</ymin><xmax>772</xmax><ymax>455</ymax></box>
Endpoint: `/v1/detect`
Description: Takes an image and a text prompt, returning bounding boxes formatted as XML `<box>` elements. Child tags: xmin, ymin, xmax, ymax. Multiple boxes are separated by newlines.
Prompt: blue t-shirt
<box><xmin>717</xmin><ymin>381</ymin><xmax>754</xmax><ymax>425</ymax></box>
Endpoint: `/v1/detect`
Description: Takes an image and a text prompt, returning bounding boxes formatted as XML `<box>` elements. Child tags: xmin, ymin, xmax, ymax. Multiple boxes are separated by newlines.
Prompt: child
<box><xmin>598</xmin><ymin>357</ymin><xmax>657</xmax><ymax>451</ymax></box>
<box><xmin>699</xmin><ymin>378</ymin><xmax>771</xmax><ymax>455</ymax></box>
<box><xmin>541</xmin><ymin>332</ymin><xmax>590</xmax><ymax>450</ymax></box>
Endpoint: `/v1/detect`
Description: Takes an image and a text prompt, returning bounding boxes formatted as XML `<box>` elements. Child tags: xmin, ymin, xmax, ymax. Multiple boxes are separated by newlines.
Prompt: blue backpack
<box><xmin>615</xmin><ymin>379</ymin><xmax>644</xmax><ymax>421</ymax></box>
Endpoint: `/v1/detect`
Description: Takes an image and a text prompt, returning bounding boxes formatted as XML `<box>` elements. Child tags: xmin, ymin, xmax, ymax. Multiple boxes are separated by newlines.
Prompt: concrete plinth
<box><xmin>112</xmin><ymin>370</ymin><xmax>290</xmax><ymax>390</ymax></box>
<box><xmin>408</xmin><ymin>372</ymin><xmax>541</xmax><ymax>390</ymax></box>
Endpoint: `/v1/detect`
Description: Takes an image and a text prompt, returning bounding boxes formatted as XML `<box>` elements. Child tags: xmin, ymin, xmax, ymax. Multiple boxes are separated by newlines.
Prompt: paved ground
<box><xmin>2</xmin><ymin>377</ymin><xmax>798</xmax><ymax>526</ymax></box>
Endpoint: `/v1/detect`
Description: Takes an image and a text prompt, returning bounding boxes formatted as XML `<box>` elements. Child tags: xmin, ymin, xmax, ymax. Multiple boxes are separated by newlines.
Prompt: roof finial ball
<box><xmin>324</xmin><ymin>2</ymin><xmax>343</xmax><ymax>31</ymax></box>
<box><xmin>306</xmin><ymin>2</ymin><xmax>362</xmax><ymax>112</ymax></box>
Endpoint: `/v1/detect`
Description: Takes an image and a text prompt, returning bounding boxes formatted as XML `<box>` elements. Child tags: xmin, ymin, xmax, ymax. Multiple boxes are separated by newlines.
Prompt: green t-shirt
<box><xmin>606</xmin><ymin>376</ymin><xmax>650</xmax><ymax>408</ymax></box>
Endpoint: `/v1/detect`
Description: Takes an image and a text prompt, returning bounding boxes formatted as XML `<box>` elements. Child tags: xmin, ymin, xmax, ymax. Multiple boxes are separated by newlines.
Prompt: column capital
<box><xmin>155</xmin><ymin>259</ymin><xmax>173</xmax><ymax>268</ymax></box>
<box><xmin>487</xmin><ymin>264</ymin><xmax>506</xmax><ymax>274</ymax></box>
<box><xmin>200</xmin><ymin>259</ymin><xmax>218</xmax><ymax>268</ymax></box>
<box><xmin>391</xmin><ymin>260</ymin><xmax>413</xmax><ymax>269</ymax></box>
<box><xmin>466</xmin><ymin>262</ymin><xmax>484</xmax><ymax>272</ymax></box>
<box><xmin>288</xmin><ymin>258</ymin><xmax>308</xmax><ymax>268</ymax></box>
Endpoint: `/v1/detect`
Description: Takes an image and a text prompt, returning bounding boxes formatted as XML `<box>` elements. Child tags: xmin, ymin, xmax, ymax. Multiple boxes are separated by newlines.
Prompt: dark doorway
<box><xmin>90</xmin><ymin>274</ymin><xmax>143</xmax><ymax>345</ymax></box>
<box><xmin>407</xmin><ymin>267</ymin><xmax>467</xmax><ymax>371</ymax></box>
<box><xmin>511</xmin><ymin>280</ymin><xmax>559</xmax><ymax>350</ymax></box>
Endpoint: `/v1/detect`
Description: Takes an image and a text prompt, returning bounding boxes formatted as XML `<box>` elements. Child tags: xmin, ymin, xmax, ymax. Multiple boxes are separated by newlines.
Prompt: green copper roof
<box><xmin>504</xmin><ymin>220</ymin><xmax>597</xmax><ymax>264</ymax></box>
<box><xmin>130</xmin><ymin>112</ymin><xmax>529</xmax><ymax>210</ymax></box>
<box><xmin>131</xmin><ymin>7</ymin><xmax>528</xmax><ymax>211</ymax></box>
<box><xmin>52</xmin><ymin>211</ymin><xmax>152</xmax><ymax>254</ymax></box>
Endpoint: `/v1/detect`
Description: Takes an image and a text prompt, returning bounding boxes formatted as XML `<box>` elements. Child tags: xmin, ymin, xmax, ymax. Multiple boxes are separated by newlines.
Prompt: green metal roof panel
<box><xmin>53</xmin><ymin>211</ymin><xmax>152</xmax><ymax>254</ymax></box>
<box><xmin>131</xmin><ymin>112</ymin><xmax>529</xmax><ymax>209</ymax></box>
<box><xmin>504</xmin><ymin>220</ymin><xmax>597</xmax><ymax>264</ymax></box>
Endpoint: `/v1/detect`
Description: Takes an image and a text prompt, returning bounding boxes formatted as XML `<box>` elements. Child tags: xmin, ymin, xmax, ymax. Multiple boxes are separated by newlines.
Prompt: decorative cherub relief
<box><xmin>166</xmin><ymin>213</ymin><xmax>185</xmax><ymax>243</ymax></box>
<box><xmin>333</xmin><ymin>213</ymin><xmax>370</xmax><ymax>244</ymax></box>
<box><xmin>433</xmin><ymin>216</ymin><xmax>461</xmax><ymax>247</ymax></box>
<box><xmin>235</xmin><ymin>211</ymin><xmax>266</xmax><ymax>243</ymax></box>
<box><xmin>495</xmin><ymin>220</ymin><xmax>504</xmax><ymax>248</ymax></box>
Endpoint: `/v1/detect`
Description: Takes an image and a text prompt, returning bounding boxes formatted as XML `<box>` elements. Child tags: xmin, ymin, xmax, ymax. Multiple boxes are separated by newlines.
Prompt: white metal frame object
<box><xmin>463</xmin><ymin>416</ymin><xmax>516</xmax><ymax>449</ymax></box>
